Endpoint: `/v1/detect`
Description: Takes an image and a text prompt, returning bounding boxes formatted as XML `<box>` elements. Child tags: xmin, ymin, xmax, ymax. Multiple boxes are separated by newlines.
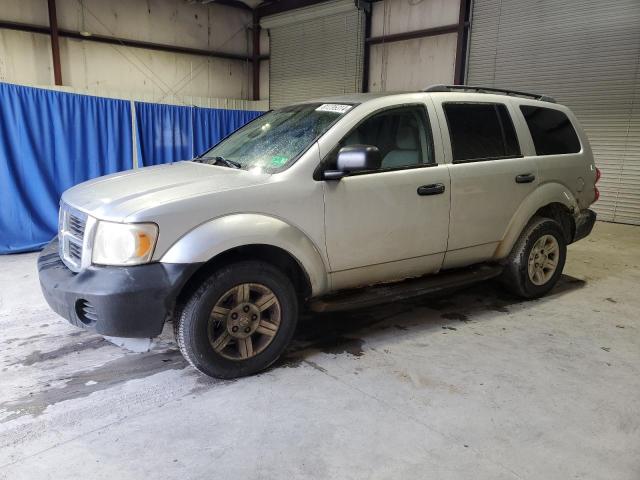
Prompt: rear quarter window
<box><xmin>520</xmin><ymin>106</ymin><xmax>581</xmax><ymax>155</ymax></box>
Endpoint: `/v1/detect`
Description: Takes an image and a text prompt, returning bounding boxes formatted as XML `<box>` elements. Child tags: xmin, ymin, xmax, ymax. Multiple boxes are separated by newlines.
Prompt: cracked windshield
<box><xmin>198</xmin><ymin>103</ymin><xmax>353</xmax><ymax>173</ymax></box>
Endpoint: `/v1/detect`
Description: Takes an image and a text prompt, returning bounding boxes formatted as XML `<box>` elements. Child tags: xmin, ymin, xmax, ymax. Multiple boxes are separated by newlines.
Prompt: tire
<box><xmin>175</xmin><ymin>260</ymin><xmax>298</xmax><ymax>379</ymax></box>
<box><xmin>501</xmin><ymin>217</ymin><xmax>567</xmax><ymax>299</ymax></box>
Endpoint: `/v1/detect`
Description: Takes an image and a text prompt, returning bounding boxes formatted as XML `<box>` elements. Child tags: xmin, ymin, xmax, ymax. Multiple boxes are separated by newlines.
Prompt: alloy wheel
<box><xmin>527</xmin><ymin>234</ymin><xmax>560</xmax><ymax>286</ymax></box>
<box><xmin>207</xmin><ymin>283</ymin><xmax>281</xmax><ymax>360</ymax></box>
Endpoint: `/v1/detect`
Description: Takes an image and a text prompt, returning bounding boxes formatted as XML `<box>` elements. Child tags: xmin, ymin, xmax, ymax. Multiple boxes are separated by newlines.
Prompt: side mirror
<box><xmin>324</xmin><ymin>145</ymin><xmax>382</xmax><ymax>180</ymax></box>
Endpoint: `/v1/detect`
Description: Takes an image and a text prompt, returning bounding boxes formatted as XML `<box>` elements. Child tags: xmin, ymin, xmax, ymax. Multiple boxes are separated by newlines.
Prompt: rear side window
<box><xmin>444</xmin><ymin>103</ymin><xmax>521</xmax><ymax>163</ymax></box>
<box><xmin>520</xmin><ymin>106</ymin><xmax>581</xmax><ymax>155</ymax></box>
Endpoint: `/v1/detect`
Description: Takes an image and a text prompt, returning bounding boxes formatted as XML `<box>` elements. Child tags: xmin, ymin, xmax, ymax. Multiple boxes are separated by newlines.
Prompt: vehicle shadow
<box><xmin>276</xmin><ymin>274</ymin><xmax>586</xmax><ymax>368</ymax></box>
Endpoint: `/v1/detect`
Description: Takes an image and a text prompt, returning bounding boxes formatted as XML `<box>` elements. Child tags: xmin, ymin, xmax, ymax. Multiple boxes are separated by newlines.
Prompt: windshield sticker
<box><xmin>270</xmin><ymin>155</ymin><xmax>289</xmax><ymax>167</ymax></box>
<box><xmin>316</xmin><ymin>104</ymin><xmax>352</xmax><ymax>114</ymax></box>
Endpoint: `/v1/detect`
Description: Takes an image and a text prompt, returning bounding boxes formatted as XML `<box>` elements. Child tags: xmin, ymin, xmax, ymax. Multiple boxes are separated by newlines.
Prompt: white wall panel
<box><xmin>368</xmin><ymin>0</ymin><xmax>461</xmax><ymax>92</ymax></box>
<box><xmin>371</xmin><ymin>0</ymin><xmax>459</xmax><ymax>36</ymax></box>
<box><xmin>368</xmin><ymin>32</ymin><xmax>457</xmax><ymax>92</ymax></box>
<box><xmin>0</xmin><ymin>0</ymin><xmax>256</xmax><ymax>106</ymax></box>
<box><xmin>0</xmin><ymin>29</ymin><xmax>52</xmax><ymax>85</ymax></box>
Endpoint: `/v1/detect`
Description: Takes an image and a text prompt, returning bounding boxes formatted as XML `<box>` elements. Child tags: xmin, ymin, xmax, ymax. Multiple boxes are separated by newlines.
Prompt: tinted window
<box><xmin>444</xmin><ymin>103</ymin><xmax>521</xmax><ymax>162</ymax></box>
<box><xmin>326</xmin><ymin>106</ymin><xmax>434</xmax><ymax>171</ymax></box>
<box><xmin>520</xmin><ymin>106</ymin><xmax>581</xmax><ymax>155</ymax></box>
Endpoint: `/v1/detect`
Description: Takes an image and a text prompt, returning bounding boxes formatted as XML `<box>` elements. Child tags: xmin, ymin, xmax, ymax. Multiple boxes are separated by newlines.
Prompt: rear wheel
<box><xmin>501</xmin><ymin>217</ymin><xmax>567</xmax><ymax>299</ymax></box>
<box><xmin>176</xmin><ymin>261</ymin><xmax>298</xmax><ymax>378</ymax></box>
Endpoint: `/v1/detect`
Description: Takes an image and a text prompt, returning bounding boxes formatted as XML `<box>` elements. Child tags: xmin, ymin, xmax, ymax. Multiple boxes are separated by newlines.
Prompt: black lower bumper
<box><xmin>38</xmin><ymin>238</ymin><xmax>201</xmax><ymax>338</ymax></box>
<box><xmin>573</xmin><ymin>208</ymin><xmax>597</xmax><ymax>243</ymax></box>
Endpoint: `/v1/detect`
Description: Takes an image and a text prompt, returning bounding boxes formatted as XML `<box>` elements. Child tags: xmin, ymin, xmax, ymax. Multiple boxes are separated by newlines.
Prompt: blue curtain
<box><xmin>0</xmin><ymin>83</ymin><xmax>132</xmax><ymax>253</ymax></box>
<box><xmin>0</xmin><ymin>83</ymin><xmax>262</xmax><ymax>254</ymax></box>
<box><xmin>192</xmin><ymin>107</ymin><xmax>262</xmax><ymax>157</ymax></box>
<box><xmin>135</xmin><ymin>102</ymin><xmax>262</xmax><ymax>167</ymax></box>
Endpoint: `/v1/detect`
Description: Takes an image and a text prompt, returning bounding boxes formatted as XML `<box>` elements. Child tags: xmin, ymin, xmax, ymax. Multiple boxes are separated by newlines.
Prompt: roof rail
<box><xmin>423</xmin><ymin>84</ymin><xmax>556</xmax><ymax>103</ymax></box>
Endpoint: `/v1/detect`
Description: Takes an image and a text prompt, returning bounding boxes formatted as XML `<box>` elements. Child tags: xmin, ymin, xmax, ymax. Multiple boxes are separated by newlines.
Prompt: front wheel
<box><xmin>175</xmin><ymin>261</ymin><xmax>298</xmax><ymax>379</ymax></box>
<box><xmin>501</xmin><ymin>217</ymin><xmax>567</xmax><ymax>299</ymax></box>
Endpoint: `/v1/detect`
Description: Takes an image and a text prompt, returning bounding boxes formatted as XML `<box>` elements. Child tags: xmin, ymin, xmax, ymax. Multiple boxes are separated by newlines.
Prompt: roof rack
<box><xmin>423</xmin><ymin>84</ymin><xmax>556</xmax><ymax>103</ymax></box>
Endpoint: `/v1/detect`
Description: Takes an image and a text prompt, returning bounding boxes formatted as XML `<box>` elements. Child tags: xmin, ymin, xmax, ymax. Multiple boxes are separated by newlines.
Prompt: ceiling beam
<box><xmin>256</xmin><ymin>0</ymin><xmax>331</xmax><ymax>19</ymax></box>
<box><xmin>201</xmin><ymin>0</ymin><xmax>254</xmax><ymax>11</ymax></box>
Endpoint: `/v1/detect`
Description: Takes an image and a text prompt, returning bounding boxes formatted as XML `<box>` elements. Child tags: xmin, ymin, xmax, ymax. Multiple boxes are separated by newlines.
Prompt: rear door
<box><xmin>435</xmin><ymin>99</ymin><xmax>538</xmax><ymax>266</ymax></box>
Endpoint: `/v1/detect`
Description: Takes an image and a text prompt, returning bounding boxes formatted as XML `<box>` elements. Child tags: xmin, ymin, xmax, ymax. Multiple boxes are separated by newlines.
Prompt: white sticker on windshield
<box><xmin>316</xmin><ymin>104</ymin><xmax>353</xmax><ymax>114</ymax></box>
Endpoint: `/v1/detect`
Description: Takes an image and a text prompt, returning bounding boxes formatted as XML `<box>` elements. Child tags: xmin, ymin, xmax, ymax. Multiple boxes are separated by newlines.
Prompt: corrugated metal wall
<box><xmin>263</xmin><ymin>0</ymin><xmax>365</xmax><ymax>109</ymax></box>
<box><xmin>467</xmin><ymin>0</ymin><xmax>640</xmax><ymax>224</ymax></box>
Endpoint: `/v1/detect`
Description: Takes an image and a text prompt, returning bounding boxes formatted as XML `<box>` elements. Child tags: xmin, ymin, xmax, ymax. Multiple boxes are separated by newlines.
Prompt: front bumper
<box><xmin>573</xmin><ymin>208</ymin><xmax>597</xmax><ymax>243</ymax></box>
<box><xmin>38</xmin><ymin>238</ymin><xmax>201</xmax><ymax>338</ymax></box>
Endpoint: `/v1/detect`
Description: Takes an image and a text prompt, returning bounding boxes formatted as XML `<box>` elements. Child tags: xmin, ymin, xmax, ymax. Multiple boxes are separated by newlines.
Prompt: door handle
<box><xmin>515</xmin><ymin>173</ymin><xmax>536</xmax><ymax>184</ymax></box>
<box><xmin>417</xmin><ymin>183</ymin><xmax>445</xmax><ymax>196</ymax></box>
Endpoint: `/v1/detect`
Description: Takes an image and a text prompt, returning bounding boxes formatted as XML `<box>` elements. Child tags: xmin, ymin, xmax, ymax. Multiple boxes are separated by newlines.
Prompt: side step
<box><xmin>310</xmin><ymin>264</ymin><xmax>504</xmax><ymax>313</ymax></box>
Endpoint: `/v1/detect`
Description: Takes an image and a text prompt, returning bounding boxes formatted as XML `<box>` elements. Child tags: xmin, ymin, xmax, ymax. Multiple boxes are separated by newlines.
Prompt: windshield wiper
<box><xmin>195</xmin><ymin>156</ymin><xmax>242</xmax><ymax>169</ymax></box>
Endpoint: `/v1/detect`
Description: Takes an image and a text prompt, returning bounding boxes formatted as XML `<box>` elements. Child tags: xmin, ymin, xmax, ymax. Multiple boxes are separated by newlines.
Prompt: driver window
<box><xmin>326</xmin><ymin>106</ymin><xmax>434</xmax><ymax>172</ymax></box>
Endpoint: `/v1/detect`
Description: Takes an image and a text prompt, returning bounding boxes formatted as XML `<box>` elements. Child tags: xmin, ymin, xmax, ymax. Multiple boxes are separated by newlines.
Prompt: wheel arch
<box><xmin>161</xmin><ymin>213</ymin><xmax>329</xmax><ymax>299</ymax></box>
<box><xmin>494</xmin><ymin>182</ymin><xmax>579</xmax><ymax>259</ymax></box>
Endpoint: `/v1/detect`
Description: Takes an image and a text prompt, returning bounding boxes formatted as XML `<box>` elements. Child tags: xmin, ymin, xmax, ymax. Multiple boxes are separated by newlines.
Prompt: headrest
<box><xmin>396</xmin><ymin>118</ymin><xmax>418</xmax><ymax>150</ymax></box>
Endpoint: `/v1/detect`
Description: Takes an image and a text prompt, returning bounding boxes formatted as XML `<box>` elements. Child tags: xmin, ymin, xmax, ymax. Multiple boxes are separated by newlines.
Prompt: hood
<box><xmin>62</xmin><ymin>161</ymin><xmax>270</xmax><ymax>220</ymax></box>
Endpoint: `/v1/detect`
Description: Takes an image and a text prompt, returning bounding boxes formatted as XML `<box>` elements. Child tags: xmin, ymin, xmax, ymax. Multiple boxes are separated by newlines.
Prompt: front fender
<box><xmin>160</xmin><ymin>214</ymin><xmax>329</xmax><ymax>296</ymax></box>
<box><xmin>494</xmin><ymin>182</ymin><xmax>579</xmax><ymax>259</ymax></box>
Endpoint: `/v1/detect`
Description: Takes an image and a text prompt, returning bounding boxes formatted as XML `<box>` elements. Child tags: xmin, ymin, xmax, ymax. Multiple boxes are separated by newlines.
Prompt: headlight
<box><xmin>92</xmin><ymin>221</ymin><xmax>158</xmax><ymax>266</ymax></box>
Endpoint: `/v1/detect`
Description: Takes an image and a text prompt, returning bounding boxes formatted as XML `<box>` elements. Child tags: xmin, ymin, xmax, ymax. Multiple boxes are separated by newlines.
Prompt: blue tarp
<box><xmin>135</xmin><ymin>102</ymin><xmax>262</xmax><ymax>167</ymax></box>
<box><xmin>0</xmin><ymin>83</ymin><xmax>132</xmax><ymax>253</ymax></box>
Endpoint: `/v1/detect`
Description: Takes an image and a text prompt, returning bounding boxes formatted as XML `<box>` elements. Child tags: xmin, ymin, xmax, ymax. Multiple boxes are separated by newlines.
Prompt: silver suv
<box><xmin>38</xmin><ymin>85</ymin><xmax>599</xmax><ymax>378</ymax></box>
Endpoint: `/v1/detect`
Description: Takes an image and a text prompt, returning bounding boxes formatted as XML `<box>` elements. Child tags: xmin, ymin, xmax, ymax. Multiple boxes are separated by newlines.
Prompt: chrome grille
<box><xmin>68</xmin><ymin>213</ymin><xmax>86</xmax><ymax>237</ymax></box>
<box><xmin>59</xmin><ymin>204</ymin><xmax>88</xmax><ymax>272</ymax></box>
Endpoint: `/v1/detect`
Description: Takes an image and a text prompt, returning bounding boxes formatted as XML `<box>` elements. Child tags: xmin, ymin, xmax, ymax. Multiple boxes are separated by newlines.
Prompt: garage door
<box><xmin>466</xmin><ymin>0</ymin><xmax>640</xmax><ymax>224</ymax></box>
<box><xmin>262</xmin><ymin>0</ymin><xmax>366</xmax><ymax>109</ymax></box>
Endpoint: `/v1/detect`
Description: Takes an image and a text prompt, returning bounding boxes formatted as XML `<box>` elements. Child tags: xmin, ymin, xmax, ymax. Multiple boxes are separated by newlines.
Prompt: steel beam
<box><xmin>0</xmin><ymin>20</ymin><xmax>261</xmax><ymax>62</ymax></box>
<box><xmin>361</xmin><ymin>1</ymin><xmax>372</xmax><ymax>92</ymax></box>
<box><xmin>256</xmin><ymin>0</ymin><xmax>330</xmax><ymax>19</ymax></box>
<box><xmin>47</xmin><ymin>0</ymin><xmax>62</xmax><ymax>85</ymax></box>
<box><xmin>201</xmin><ymin>0</ymin><xmax>253</xmax><ymax>11</ymax></box>
<box><xmin>252</xmin><ymin>10</ymin><xmax>261</xmax><ymax>101</ymax></box>
<box><xmin>453</xmin><ymin>0</ymin><xmax>472</xmax><ymax>85</ymax></box>
<box><xmin>366</xmin><ymin>23</ymin><xmax>462</xmax><ymax>45</ymax></box>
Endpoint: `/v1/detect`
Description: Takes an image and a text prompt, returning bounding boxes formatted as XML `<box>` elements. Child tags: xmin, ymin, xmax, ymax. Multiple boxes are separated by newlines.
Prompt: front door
<box><xmin>322</xmin><ymin>104</ymin><xmax>451</xmax><ymax>289</ymax></box>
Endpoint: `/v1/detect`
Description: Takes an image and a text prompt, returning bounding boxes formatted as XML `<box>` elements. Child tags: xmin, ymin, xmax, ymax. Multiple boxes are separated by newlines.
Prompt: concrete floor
<box><xmin>0</xmin><ymin>221</ymin><xmax>638</xmax><ymax>480</ymax></box>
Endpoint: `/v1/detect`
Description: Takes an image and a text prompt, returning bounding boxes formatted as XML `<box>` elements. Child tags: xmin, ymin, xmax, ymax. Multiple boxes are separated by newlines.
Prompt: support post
<box><xmin>252</xmin><ymin>11</ymin><xmax>261</xmax><ymax>101</ymax></box>
<box><xmin>47</xmin><ymin>0</ymin><xmax>63</xmax><ymax>86</ymax></box>
<box><xmin>361</xmin><ymin>1</ymin><xmax>372</xmax><ymax>93</ymax></box>
<box><xmin>453</xmin><ymin>0</ymin><xmax>471</xmax><ymax>85</ymax></box>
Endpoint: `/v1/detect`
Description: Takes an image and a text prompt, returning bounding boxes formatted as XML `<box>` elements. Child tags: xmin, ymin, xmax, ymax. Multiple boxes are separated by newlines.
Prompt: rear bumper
<box><xmin>573</xmin><ymin>209</ymin><xmax>597</xmax><ymax>243</ymax></box>
<box><xmin>38</xmin><ymin>238</ymin><xmax>201</xmax><ymax>338</ymax></box>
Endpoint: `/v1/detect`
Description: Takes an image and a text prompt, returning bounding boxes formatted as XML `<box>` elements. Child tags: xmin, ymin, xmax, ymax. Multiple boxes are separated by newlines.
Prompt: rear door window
<box><xmin>520</xmin><ymin>106</ymin><xmax>581</xmax><ymax>155</ymax></box>
<box><xmin>443</xmin><ymin>103</ymin><xmax>521</xmax><ymax>163</ymax></box>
